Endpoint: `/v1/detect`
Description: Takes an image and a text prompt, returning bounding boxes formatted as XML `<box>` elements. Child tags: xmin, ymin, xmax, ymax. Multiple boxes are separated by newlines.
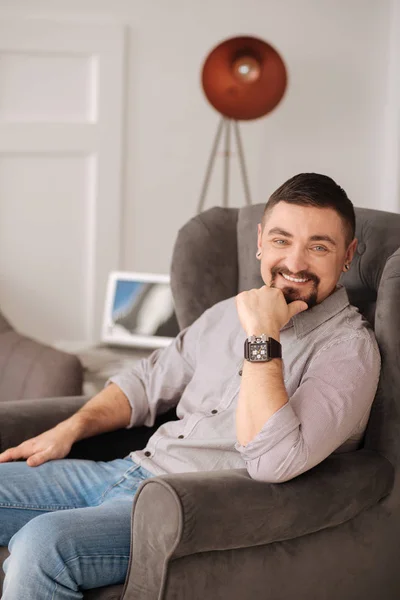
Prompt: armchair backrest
<box><xmin>171</xmin><ymin>204</ymin><xmax>400</xmax><ymax>468</ymax></box>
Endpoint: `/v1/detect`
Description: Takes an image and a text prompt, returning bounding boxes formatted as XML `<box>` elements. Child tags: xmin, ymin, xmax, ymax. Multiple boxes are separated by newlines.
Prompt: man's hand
<box><xmin>0</xmin><ymin>384</ymin><xmax>132</xmax><ymax>468</ymax></box>
<box><xmin>0</xmin><ymin>420</ymin><xmax>77</xmax><ymax>467</ymax></box>
<box><xmin>236</xmin><ymin>286</ymin><xmax>308</xmax><ymax>338</ymax></box>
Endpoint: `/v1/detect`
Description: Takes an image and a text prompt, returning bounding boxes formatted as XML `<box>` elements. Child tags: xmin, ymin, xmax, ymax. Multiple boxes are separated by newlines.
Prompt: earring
<box><xmin>256</xmin><ymin>250</ymin><xmax>262</xmax><ymax>259</ymax></box>
<box><xmin>344</xmin><ymin>263</ymin><xmax>350</xmax><ymax>271</ymax></box>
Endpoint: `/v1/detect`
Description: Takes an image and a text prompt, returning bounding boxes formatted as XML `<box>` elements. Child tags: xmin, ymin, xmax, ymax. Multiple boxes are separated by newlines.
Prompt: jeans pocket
<box><xmin>99</xmin><ymin>464</ymin><xmax>142</xmax><ymax>501</ymax></box>
<box><xmin>116</xmin><ymin>464</ymin><xmax>148</xmax><ymax>491</ymax></box>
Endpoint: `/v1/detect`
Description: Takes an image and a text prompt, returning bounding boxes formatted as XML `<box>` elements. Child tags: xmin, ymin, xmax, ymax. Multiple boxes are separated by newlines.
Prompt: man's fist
<box><xmin>236</xmin><ymin>286</ymin><xmax>308</xmax><ymax>338</ymax></box>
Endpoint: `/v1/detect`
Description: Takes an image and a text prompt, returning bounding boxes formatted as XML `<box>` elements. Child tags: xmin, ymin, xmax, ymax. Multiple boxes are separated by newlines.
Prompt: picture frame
<box><xmin>101</xmin><ymin>271</ymin><xmax>179</xmax><ymax>348</ymax></box>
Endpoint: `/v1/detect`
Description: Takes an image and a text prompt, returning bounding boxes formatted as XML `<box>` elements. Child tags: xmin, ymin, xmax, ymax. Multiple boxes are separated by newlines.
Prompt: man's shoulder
<box><xmin>318</xmin><ymin>301</ymin><xmax>380</xmax><ymax>360</ymax></box>
<box><xmin>336</xmin><ymin>301</ymin><xmax>376</xmax><ymax>339</ymax></box>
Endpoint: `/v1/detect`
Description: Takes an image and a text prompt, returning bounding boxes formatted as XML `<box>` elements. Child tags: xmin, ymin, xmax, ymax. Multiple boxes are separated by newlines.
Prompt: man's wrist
<box><xmin>58</xmin><ymin>413</ymin><xmax>88</xmax><ymax>444</ymax></box>
<box><xmin>246</xmin><ymin>327</ymin><xmax>280</xmax><ymax>341</ymax></box>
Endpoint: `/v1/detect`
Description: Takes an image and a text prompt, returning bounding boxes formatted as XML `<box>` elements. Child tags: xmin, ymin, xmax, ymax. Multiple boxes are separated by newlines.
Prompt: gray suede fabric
<box><xmin>124</xmin><ymin>480</ymin><xmax>182</xmax><ymax>600</ymax></box>
<box><xmin>365</xmin><ymin>246</ymin><xmax>400</xmax><ymax>468</ymax></box>
<box><xmin>0</xmin><ymin>204</ymin><xmax>399</xmax><ymax>600</ymax></box>
<box><xmin>157</xmin><ymin>503</ymin><xmax>400</xmax><ymax>600</ymax></box>
<box><xmin>236</xmin><ymin>202</ymin><xmax>264</xmax><ymax>292</ymax></box>
<box><xmin>132</xmin><ymin>451</ymin><xmax>392</xmax><ymax>560</ymax></box>
<box><xmin>0</xmin><ymin>311</ymin><xmax>83</xmax><ymax>401</ymax></box>
<box><xmin>0</xmin><ymin>312</ymin><xmax>12</xmax><ymax>335</ymax></box>
<box><xmin>170</xmin><ymin>206</ymin><xmax>239</xmax><ymax>329</ymax></box>
<box><xmin>123</xmin><ymin>451</ymin><xmax>393</xmax><ymax>600</ymax></box>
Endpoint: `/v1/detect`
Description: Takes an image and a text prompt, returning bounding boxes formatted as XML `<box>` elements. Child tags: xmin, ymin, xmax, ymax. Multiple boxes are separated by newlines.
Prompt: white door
<box><xmin>0</xmin><ymin>19</ymin><xmax>125</xmax><ymax>345</ymax></box>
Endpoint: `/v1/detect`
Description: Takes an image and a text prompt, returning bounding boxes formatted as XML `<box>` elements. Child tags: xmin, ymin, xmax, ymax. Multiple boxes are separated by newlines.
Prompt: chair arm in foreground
<box><xmin>122</xmin><ymin>449</ymin><xmax>394</xmax><ymax>600</ymax></box>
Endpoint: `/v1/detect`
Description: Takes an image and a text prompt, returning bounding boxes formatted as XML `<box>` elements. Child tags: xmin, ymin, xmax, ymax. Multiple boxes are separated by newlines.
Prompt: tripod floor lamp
<box><xmin>198</xmin><ymin>36</ymin><xmax>288</xmax><ymax>213</ymax></box>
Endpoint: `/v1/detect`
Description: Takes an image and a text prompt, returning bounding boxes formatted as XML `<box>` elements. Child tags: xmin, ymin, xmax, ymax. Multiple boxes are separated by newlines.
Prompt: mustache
<box><xmin>270</xmin><ymin>265</ymin><xmax>320</xmax><ymax>285</ymax></box>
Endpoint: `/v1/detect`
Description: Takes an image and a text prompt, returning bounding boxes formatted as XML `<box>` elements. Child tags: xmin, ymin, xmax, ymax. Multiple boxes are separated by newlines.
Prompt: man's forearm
<box><xmin>236</xmin><ymin>358</ymin><xmax>288</xmax><ymax>446</ymax></box>
<box><xmin>235</xmin><ymin>285</ymin><xmax>308</xmax><ymax>447</ymax></box>
<box><xmin>59</xmin><ymin>383</ymin><xmax>132</xmax><ymax>443</ymax></box>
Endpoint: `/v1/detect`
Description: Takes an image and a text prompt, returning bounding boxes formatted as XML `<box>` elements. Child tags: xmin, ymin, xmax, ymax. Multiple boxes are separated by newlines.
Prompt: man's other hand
<box><xmin>0</xmin><ymin>421</ymin><xmax>76</xmax><ymax>467</ymax></box>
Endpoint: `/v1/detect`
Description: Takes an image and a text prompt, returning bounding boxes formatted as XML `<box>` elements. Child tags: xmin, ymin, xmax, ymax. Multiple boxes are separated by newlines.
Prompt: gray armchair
<box><xmin>0</xmin><ymin>204</ymin><xmax>399</xmax><ymax>600</ymax></box>
<box><xmin>0</xmin><ymin>309</ymin><xmax>83</xmax><ymax>401</ymax></box>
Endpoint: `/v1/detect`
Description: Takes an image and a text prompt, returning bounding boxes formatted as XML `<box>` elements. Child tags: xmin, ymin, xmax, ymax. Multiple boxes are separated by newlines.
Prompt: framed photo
<box><xmin>101</xmin><ymin>271</ymin><xmax>180</xmax><ymax>348</ymax></box>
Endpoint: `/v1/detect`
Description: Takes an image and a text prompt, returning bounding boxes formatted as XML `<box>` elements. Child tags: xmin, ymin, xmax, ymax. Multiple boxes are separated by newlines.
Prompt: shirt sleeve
<box><xmin>106</xmin><ymin>314</ymin><xmax>204</xmax><ymax>429</ymax></box>
<box><xmin>235</xmin><ymin>333</ymin><xmax>381</xmax><ymax>483</ymax></box>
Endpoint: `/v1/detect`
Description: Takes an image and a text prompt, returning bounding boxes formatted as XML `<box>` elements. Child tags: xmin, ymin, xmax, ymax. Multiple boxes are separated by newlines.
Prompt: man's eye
<box><xmin>313</xmin><ymin>245</ymin><xmax>328</xmax><ymax>252</ymax></box>
<box><xmin>273</xmin><ymin>239</ymin><xmax>288</xmax><ymax>245</ymax></box>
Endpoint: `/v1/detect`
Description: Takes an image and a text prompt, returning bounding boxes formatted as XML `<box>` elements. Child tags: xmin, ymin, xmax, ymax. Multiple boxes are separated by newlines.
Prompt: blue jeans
<box><xmin>0</xmin><ymin>457</ymin><xmax>154</xmax><ymax>599</ymax></box>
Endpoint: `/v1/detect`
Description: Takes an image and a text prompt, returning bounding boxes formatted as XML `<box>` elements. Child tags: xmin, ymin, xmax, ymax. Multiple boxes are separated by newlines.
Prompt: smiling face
<box><xmin>257</xmin><ymin>202</ymin><xmax>357</xmax><ymax>308</ymax></box>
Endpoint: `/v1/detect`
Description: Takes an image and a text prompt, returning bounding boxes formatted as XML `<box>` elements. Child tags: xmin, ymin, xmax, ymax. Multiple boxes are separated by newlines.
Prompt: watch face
<box><xmin>249</xmin><ymin>342</ymin><xmax>269</xmax><ymax>361</ymax></box>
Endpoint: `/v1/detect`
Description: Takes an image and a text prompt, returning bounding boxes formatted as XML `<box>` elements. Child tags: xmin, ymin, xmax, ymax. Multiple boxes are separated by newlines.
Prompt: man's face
<box><xmin>257</xmin><ymin>202</ymin><xmax>357</xmax><ymax>308</ymax></box>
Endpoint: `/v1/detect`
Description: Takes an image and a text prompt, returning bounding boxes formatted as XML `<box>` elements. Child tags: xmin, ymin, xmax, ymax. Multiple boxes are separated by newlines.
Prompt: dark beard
<box><xmin>270</xmin><ymin>266</ymin><xmax>320</xmax><ymax>309</ymax></box>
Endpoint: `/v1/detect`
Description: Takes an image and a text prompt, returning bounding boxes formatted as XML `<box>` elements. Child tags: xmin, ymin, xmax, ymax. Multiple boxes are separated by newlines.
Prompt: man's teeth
<box><xmin>281</xmin><ymin>273</ymin><xmax>309</xmax><ymax>283</ymax></box>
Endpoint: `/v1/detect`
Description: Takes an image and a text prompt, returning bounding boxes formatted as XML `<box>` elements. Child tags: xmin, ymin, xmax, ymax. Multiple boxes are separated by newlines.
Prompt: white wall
<box><xmin>0</xmin><ymin>0</ymin><xmax>397</xmax><ymax>278</ymax></box>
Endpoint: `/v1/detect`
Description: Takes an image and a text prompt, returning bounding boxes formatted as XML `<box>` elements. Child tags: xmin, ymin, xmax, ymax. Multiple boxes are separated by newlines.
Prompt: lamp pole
<box><xmin>197</xmin><ymin>117</ymin><xmax>252</xmax><ymax>213</ymax></box>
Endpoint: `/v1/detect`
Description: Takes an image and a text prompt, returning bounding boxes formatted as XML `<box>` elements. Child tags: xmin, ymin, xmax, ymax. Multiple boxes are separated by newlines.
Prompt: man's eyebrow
<box><xmin>309</xmin><ymin>234</ymin><xmax>337</xmax><ymax>246</ymax></box>
<box><xmin>267</xmin><ymin>227</ymin><xmax>293</xmax><ymax>237</ymax></box>
<box><xmin>267</xmin><ymin>228</ymin><xmax>337</xmax><ymax>246</ymax></box>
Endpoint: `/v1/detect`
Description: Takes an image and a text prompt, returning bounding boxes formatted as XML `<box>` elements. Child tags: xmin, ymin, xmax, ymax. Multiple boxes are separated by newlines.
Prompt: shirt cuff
<box><xmin>105</xmin><ymin>372</ymin><xmax>149</xmax><ymax>429</ymax></box>
<box><xmin>235</xmin><ymin>402</ymin><xmax>300</xmax><ymax>460</ymax></box>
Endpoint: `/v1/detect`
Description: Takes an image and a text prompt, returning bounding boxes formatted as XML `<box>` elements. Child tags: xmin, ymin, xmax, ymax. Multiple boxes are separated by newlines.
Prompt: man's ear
<box><xmin>346</xmin><ymin>238</ymin><xmax>358</xmax><ymax>264</ymax></box>
<box><xmin>257</xmin><ymin>223</ymin><xmax>262</xmax><ymax>252</ymax></box>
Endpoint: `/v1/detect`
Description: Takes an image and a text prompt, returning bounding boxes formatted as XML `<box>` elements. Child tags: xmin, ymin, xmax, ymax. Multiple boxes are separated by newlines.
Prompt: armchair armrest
<box><xmin>0</xmin><ymin>396</ymin><xmax>90</xmax><ymax>451</ymax></box>
<box><xmin>0</xmin><ymin>397</ymin><xmax>178</xmax><ymax>461</ymax></box>
<box><xmin>124</xmin><ymin>450</ymin><xmax>394</xmax><ymax>600</ymax></box>
<box><xmin>0</xmin><ymin>330</ymin><xmax>83</xmax><ymax>400</ymax></box>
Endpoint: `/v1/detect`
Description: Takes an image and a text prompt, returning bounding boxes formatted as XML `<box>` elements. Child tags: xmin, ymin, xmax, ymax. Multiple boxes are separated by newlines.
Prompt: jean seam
<box><xmin>52</xmin><ymin>554</ymin><xmax>130</xmax><ymax>599</ymax></box>
<box><xmin>0</xmin><ymin>502</ymin><xmax>76</xmax><ymax>511</ymax></box>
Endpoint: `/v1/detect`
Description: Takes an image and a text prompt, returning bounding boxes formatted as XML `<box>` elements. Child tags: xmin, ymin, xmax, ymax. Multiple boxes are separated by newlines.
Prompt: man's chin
<box><xmin>280</xmin><ymin>286</ymin><xmax>318</xmax><ymax>309</ymax></box>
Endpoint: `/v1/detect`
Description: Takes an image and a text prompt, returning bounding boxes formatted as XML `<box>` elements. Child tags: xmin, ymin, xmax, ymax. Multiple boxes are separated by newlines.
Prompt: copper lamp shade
<box><xmin>201</xmin><ymin>36</ymin><xmax>287</xmax><ymax>121</ymax></box>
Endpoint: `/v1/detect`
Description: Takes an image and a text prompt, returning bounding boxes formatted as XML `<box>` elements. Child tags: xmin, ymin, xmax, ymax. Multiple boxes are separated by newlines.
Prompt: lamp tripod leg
<box><xmin>197</xmin><ymin>117</ymin><xmax>225</xmax><ymax>213</ymax></box>
<box><xmin>233</xmin><ymin>120</ymin><xmax>252</xmax><ymax>205</ymax></box>
<box><xmin>223</xmin><ymin>119</ymin><xmax>231</xmax><ymax>207</ymax></box>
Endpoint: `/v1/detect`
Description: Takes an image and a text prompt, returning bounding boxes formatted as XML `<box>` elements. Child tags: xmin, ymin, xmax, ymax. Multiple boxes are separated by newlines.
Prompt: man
<box><xmin>0</xmin><ymin>173</ymin><xmax>380</xmax><ymax>599</ymax></box>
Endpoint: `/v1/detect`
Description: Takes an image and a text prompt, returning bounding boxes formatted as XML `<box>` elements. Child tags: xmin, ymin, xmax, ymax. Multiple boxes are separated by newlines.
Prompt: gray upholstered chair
<box><xmin>0</xmin><ymin>204</ymin><xmax>399</xmax><ymax>600</ymax></box>
<box><xmin>0</xmin><ymin>309</ymin><xmax>83</xmax><ymax>401</ymax></box>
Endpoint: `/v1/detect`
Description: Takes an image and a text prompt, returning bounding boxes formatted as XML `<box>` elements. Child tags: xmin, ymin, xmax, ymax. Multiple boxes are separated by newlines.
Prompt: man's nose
<box><xmin>284</xmin><ymin>247</ymin><xmax>309</xmax><ymax>274</ymax></box>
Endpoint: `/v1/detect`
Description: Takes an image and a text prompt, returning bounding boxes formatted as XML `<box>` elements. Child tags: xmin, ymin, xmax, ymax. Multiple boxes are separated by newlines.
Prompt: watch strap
<box><xmin>267</xmin><ymin>337</ymin><xmax>282</xmax><ymax>359</ymax></box>
<box><xmin>244</xmin><ymin>335</ymin><xmax>282</xmax><ymax>362</ymax></box>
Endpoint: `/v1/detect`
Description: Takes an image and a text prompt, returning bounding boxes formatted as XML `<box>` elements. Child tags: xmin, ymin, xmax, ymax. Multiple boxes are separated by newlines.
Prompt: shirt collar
<box><xmin>282</xmin><ymin>285</ymin><xmax>349</xmax><ymax>338</ymax></box>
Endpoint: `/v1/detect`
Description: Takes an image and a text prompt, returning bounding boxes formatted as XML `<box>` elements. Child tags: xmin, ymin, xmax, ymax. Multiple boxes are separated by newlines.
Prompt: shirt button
<box><xmin>211</xmin><ymin>409</ymin><xmax>218</xmax><ymax>414</ymax></box>
<box><xmin>178</xmin><ymin>434</ymin><xmax>184</xmax><ymax>439</ymax></box>
<box><xmin>144</xmin><ymin>451</ymin><xmax>151</xmax><ymax>457</ymax></box>
<box><xmin>239</xmin><ymin>369</ymin><xmax>243</xmax><ymax>376</ymax></box>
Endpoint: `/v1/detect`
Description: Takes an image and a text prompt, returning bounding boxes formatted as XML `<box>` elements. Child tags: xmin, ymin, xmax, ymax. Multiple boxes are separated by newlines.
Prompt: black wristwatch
<box><xmin>244</xmin><ymin>334</ymin><xmax>282</xmax><ymax>362</ymax></box>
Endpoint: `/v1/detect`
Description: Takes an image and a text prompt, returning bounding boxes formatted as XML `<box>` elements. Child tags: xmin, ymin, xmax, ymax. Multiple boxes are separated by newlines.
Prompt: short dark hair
<box><xmin>263</xmin><ymin>173</ymin><xmax>356</xmax><ymax>246</ymax></box>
